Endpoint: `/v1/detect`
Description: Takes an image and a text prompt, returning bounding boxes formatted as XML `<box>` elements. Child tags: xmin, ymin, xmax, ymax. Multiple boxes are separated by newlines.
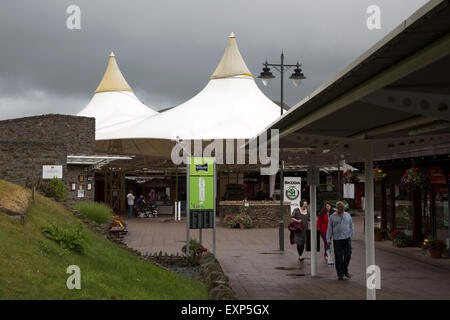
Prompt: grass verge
<box><xmin>0</xmin><ymin>180</ymin><xmax>208</xmax><ymax>300</ymax></box>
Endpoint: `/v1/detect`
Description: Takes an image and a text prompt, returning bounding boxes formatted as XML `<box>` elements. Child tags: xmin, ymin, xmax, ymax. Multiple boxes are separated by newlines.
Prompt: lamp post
<box><xmin>259</xmin><ymin>53</ymin><xmax>306</xmax><ymax>251</ymax></box>
<box><xmin>258</xmin><ymin>52</ymin><xmax>306</xmax><ymax>115</ymax></box>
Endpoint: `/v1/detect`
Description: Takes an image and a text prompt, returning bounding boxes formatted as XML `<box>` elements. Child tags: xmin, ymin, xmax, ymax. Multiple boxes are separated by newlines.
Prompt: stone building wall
<box><xmin>0</xmin><ymin>141</ymin><xmax>67</xmax><ymax>186</ymax></box>
<box><xmin>0</xmin><ymin>114</ymin><xmax>96</xmax><ymax>203</ymax></box>
<box><xmin>218</xmin><ymin>201</ymin><xmax>292</xmax><ymax>228</ymax></box>
<box><xmin>66</xmin><ymin>164</ymin><xmax>96</xmax><ymax>202</ymax></box>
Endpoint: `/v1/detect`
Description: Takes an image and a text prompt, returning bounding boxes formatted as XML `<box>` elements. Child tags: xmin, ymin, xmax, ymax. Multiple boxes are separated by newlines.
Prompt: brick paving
<box><xmin>124</xmin><ymin>215</ymin><xmax>450</xmax><ymax>300</ymax></box>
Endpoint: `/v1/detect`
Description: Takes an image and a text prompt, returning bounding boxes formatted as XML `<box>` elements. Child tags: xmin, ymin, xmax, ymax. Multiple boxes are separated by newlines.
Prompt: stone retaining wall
<box><xmin>219</xmin><ymin>201</ymin><xmax>292</xmax><ymax>228</ymax></box>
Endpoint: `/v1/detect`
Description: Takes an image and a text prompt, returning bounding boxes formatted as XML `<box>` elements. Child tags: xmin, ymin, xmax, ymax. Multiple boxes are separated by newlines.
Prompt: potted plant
<box><xmin>399</xmin><ymin>168</ymin><xmax>428</xmax><ymax>189</ymax></box>
<box><xmin>422</xmin><ymin>237</ymin><xmax>446</xmax><ymax>258</ymax></box>
<box><xmin>374</xmin><ymin>226</ymin><xmax>385</xmax><ymax>241</ymax></box>
<box><xmin>182</xmin><ymin>238</ymin><xmax>208</xmax><ymax>264</ymax></box>
<box><xmin>391</xmin><ymin>229</ymin><xmax>407</xmax><ymax>248</ymax></box>
<box><xmin>341</xmin><ymin>170</ymin><xmax>359</xmax><ymax>183</ymax></box>
<box><xmin>374</xmin><ymin>168</ymin><xmax>387</xmax><ymax>182</ymax></box>
<box><xmin>224</xmin><ymin>214</ymin><xmax>237</xmax><ymax>228</ymax></box>
<box><xmin>239</xmin><ymin>213</ymin><xmax>253</xmax><ymax>229</ymax></box>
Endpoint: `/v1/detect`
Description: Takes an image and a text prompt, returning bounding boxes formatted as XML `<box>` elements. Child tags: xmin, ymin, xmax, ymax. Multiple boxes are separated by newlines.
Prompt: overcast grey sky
<box><xmin>0</xmin><ymin>0</ymin><xmax>429</xmax><ymax>120</ymax></box>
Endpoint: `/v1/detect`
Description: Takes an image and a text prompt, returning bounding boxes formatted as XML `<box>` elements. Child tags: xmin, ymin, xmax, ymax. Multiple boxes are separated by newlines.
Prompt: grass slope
<box><xmin>0</xmin><ymin>180</ymin><xmax>208</xmax><ymax>300</ymax></box>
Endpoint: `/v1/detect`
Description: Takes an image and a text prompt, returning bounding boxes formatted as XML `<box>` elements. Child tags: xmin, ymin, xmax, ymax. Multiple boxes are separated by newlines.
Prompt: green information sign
<box><xmin>186</xmin><ymin>156</ymin><xmax>216</xmax><ymax>255</ymax></box>
<box><xmin>189</xmin><ymin>157</ymin><xmax>214</xmax><ymax>210</ymax></box>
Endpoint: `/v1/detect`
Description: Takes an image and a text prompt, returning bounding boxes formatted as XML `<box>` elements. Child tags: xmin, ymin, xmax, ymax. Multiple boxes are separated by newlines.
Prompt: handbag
<box><xmin>287</xmin><ymin>221</ymin><xmax>304</xmax><ymax>231</ymax></box>
<box><xmin>327</xmin><ymin>247</ymin><xmax>334</xmax><ymax>267</ymax></box>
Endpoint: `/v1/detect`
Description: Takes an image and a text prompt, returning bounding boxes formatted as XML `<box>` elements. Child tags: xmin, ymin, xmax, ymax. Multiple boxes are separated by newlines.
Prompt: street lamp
<box><xmin>258</xmin><ymin>52</ymin><xmax>306</xmax><ymax>115</ymax></box>
<box><xmin>258</xmin><ymin>53</ymin><xmax>306</xmax><ymax>252</ymax></box>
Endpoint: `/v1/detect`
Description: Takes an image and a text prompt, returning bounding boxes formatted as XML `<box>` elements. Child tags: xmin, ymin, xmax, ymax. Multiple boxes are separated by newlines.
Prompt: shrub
<box><xmin>41</xmin><ymin>223</ymin><xmax>88</xmax><ymax>254</ymax></box>
<box><xmin>42</xmin><ymin>177</ymin><xmax>67</xmax><ymax>201</ymax></box>
<box><xmin>182</xmin><ymin>239</ymin><xmax>208</xmax><ymax>264</ymax></box>
<box><xmin>74</xmin><ymin>201</ymin><xmax>113</xmax><ymax>224</ymax></box>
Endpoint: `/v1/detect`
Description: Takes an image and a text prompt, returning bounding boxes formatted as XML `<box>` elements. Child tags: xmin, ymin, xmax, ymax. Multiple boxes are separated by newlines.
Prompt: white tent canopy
<box><xmin>78</xmin><ymin>52</ymin><xmax>158</xmax><ymax>133</ymax></box>
<box><xmin>96</xmin><ymin>33</ymin><xmax>281</xmax><ymax>144</ymax></box>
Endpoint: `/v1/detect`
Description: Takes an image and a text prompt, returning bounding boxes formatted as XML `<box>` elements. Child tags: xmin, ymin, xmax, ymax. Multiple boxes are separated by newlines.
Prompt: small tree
<box><xmin>43</xmin><ymin>177</ymin><xmax>67</xmax><ymax>202</ymax></box>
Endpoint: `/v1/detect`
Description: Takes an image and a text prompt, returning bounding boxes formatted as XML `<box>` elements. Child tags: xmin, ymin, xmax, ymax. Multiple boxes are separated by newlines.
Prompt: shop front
<box><xmin>377</xmin><ymin>161</ymin><xmax>449</xmax><ymax>247</ymax></box>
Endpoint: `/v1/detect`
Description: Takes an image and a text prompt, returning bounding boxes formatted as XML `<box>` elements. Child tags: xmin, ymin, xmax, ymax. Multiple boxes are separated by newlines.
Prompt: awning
<box><xmin>67</xmin><ymin>155</ymin><xmax>133</xmax><ymax>169</ymax></box>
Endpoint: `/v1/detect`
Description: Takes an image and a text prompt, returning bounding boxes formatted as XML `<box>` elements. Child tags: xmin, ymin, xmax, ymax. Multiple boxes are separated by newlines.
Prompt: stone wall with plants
<box><xmin>219</xmin><ymin>201</ymin><xmax>291</xmax><ymax>228</ymax></box>
<box><xmin>0</xmin><ymin>114</ymin><xmax>96</xmax><ymax>202</ymax></box>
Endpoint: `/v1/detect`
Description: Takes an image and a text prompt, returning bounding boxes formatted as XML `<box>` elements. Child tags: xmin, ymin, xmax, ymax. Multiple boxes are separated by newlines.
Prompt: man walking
<box><xmin>127</xmin><ymin>190</ymin><xmax>135</xmax><ymax>218</ymax></box>
<box><xmin>327</xmin><ymin>201</ymin><xmax>354</xmax><ymax>280</ymax></box>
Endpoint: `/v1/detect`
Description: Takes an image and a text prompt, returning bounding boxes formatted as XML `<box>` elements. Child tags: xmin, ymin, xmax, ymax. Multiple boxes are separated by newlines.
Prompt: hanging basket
<box><xmin>374</xmin><ymin>168</ymin><xmax>387</xmax><ymax>183</ymax></box>
<box><xmin>341</xmin><ymin>170</ymin><xmax>359</xmax><ymax>184</ymax></box>
<box><xmin>399</xmin><ymin>168</ymin><xmax>428</xmax><ymax>189</ymax></box>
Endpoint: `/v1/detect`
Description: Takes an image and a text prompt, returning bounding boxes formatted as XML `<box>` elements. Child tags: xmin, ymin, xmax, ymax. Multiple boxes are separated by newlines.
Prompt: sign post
<box><xmin>186</xmin><ymin>157</ymin><xmax>216</xmax><ymax>255</ymax></box>
<box><xmin>283</xmin><ymin>177</ymin><xmax>302</xmax><ymax>215</ymax></box>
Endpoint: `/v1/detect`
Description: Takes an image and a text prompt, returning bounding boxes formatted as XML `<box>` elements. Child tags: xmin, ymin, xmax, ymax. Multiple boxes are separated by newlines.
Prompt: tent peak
<box><xmin>210</xmin><ymin>33</ymin><xmax>253</xmax><ymax>79</ymax></box>
<box><xmin>95</xmin><ymin>53</ymin><xmax>133</xmax><ymax>93</ymax></box>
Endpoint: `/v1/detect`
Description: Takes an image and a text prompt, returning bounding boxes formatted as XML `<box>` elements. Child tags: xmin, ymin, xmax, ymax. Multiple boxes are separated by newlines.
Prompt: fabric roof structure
<box><xmin>77</xmin><ymin>52</ymin><xmax>158</xmax><ymax>133</ymax></box>
<box><xmin>96</xmin><ymin>33</ymin><xmax>281</xmax><ymax>147</ymax></box>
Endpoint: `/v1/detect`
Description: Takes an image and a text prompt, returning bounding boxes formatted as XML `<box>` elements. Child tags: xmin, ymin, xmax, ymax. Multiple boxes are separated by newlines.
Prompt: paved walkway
<box><xmin>124</xmin><ymin>215</ymin><xmax>450</xmax><ymax>300</ymax></box>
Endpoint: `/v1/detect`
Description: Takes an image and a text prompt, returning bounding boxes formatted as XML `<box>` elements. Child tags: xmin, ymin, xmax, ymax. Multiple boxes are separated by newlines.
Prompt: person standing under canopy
<box><xmin>327</xmin><ymin>201</ymin><xmax>354</xmax><ymax>280</ymax></box>
<box><xmin>126</xmin><ymin>190</ymin><xmax>135</xmax><ymax>218</ymax></box>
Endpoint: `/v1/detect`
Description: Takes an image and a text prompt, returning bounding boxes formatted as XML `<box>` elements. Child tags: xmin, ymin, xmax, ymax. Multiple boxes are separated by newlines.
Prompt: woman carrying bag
<box><xmin>290</xmin><ymin>200</ymin><xmax>310</xmax><ymax>263</ymax></box>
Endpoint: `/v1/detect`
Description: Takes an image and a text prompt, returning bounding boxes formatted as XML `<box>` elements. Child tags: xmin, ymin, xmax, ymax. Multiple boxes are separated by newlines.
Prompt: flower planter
<box><xmin>429</xmin><ymin>247</ymin><xmax>443</xmax><ymax>259</ymax></box>
<box><xmin>374</xmin><ymin>232</ymin><xmax>383</xmax><ymax>241</ymax></box>
<box><xmin>239</xmin><ymin>223</ymin><xmax>245</xmax><ymax>229</ymax></box>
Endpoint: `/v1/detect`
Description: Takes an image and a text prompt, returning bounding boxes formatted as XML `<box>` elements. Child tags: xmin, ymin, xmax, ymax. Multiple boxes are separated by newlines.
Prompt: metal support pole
<box><xmin>280</xmin><ymin>52</ymin><xmax>284</xmax><ymax>116</ymax></box>
<box><xmin>186</xmin><ymin>161</ymin><xmax>190</xmax><ymax>256</ymax></box>
<box><xmin>309</xmin><ymin>169</ymin><xmax>317</xmax><ymax>277</ymax></box>
<box><xmin>337</xmin><ymin>160</ymin><xmax>341</xmax><ymax>196</ymax></box>
<box><xmin>279</xmin><ymin>160</ymin><xmax>285</xmax><ymax>251</ymax></box>
<box><xmin>365</xmin><ymin>144</ymin><xmax>376</xmax><ymax>300</ymax></box>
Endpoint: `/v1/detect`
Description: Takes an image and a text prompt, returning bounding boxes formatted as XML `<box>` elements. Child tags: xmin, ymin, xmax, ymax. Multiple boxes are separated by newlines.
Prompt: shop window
<box><xmin>395</xmin><ymin>186</ymin><xmax>414</xmax><ymax>239</ymax></box>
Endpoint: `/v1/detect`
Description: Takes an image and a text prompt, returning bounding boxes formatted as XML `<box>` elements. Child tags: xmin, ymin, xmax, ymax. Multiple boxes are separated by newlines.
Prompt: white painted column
<box><xmin>309</xmin><ymin>166</ymin><xmax>318</xmax><ymax>277</ymax></box>
<box><xmin>364</xmin><ymin>143</ymin><xmax>376</xmax><ymax>300</ymax></box>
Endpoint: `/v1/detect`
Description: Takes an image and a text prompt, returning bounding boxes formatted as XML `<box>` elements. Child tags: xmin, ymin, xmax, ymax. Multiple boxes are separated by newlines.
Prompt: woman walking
<box><xmin>317</xmin><ymin>201</ymin><xmax>333</xmax><ymax>262</ymax></box>
<box><xmin>291</xmin><ymin>200</ymin><xmax>310</xmax><ymax>262</ymax></box>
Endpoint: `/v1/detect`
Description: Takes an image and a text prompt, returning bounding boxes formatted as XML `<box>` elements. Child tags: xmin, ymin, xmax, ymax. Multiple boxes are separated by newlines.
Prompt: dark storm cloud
<box><xmin>0</xmin><ymin>0</ymin><xmax>429</xmax><ymax>120</ymax></box>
